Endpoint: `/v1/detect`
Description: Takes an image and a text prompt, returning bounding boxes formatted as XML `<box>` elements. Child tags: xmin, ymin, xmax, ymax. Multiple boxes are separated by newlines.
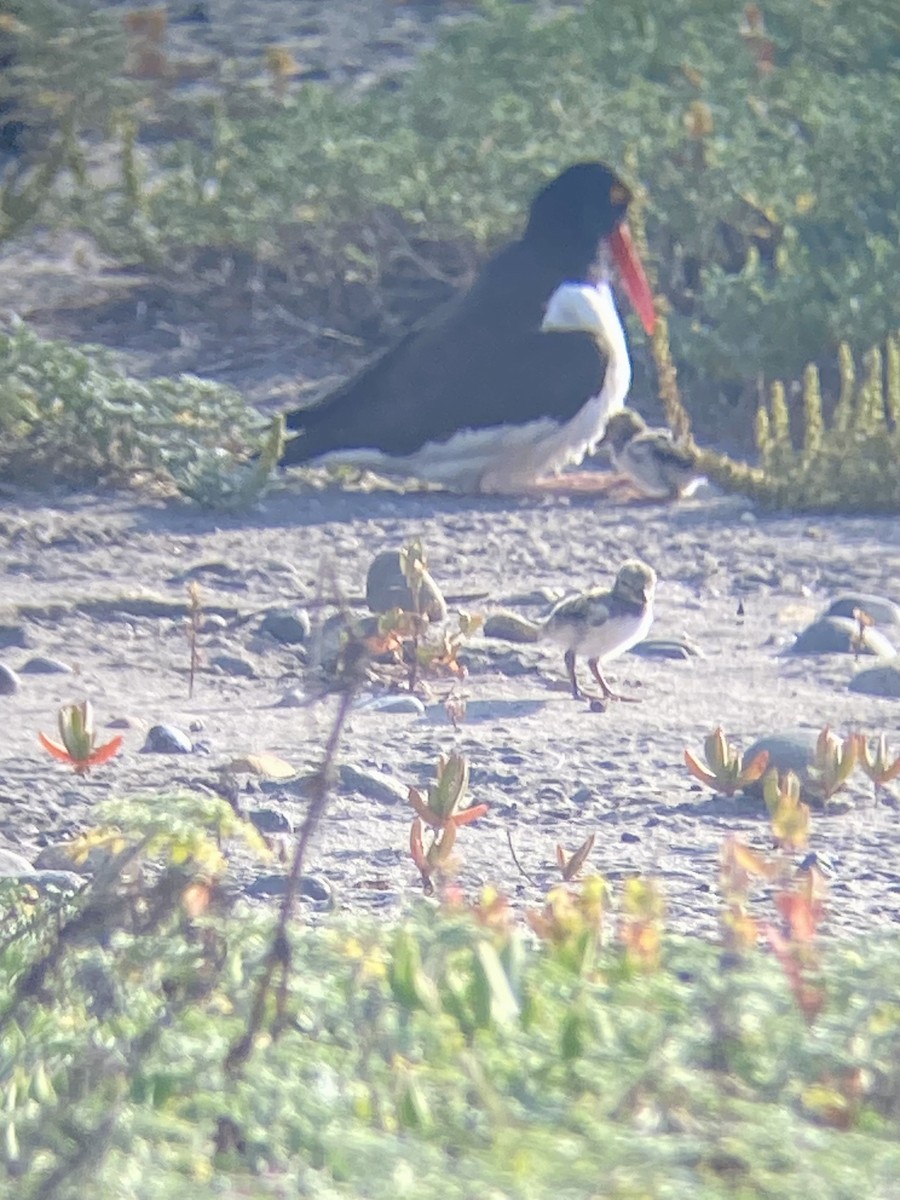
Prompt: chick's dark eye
<box><xmin>609</xmin><ymin>183</ymin><xmax>629</xmax><ymax>206</ymax></box>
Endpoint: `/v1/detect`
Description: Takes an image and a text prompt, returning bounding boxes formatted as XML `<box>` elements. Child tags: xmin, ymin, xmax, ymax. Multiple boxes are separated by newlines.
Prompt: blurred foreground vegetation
<box><xmin>1</xmin><ymin>790</ymin><xmax>900</xmax><ymax>1199</ymax></box>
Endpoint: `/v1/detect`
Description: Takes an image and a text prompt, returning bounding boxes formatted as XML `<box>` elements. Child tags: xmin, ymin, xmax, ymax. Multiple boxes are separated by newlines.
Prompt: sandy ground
<box><xmin>1</xmin><ymin>1</ymin><xmax>899</xmax><ymax>941</ymax></box>
<box><xmin>0</xmin><ymin>484</ymin><xmax>898</xmax><ymax>939</ymax></box>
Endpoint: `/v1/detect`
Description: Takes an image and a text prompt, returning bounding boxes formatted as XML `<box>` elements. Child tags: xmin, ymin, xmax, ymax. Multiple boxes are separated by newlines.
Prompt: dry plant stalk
<box><xmin>186</xmin><ymin>582</ymin><xmax>203</xmax><ymax>698</ymax></box>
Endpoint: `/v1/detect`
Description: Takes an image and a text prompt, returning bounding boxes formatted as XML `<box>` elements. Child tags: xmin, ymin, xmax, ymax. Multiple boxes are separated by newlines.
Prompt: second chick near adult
<box><xmin>542</xmin><ymin>559</ymin><xmax>657</xmax><ymax>702</ymax></box>
<box><xmin>599</xmin><ymin>410</ymin><xmax>705</xmax><ymax>500</ymax></box>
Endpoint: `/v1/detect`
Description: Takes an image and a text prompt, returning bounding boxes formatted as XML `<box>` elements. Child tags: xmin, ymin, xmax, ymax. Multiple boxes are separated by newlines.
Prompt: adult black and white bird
<box><xmin>541</xmin><ymin>559</ymin><xmax>656</xmax><ymax>702</ymax></box>
<box><xmin>280</xmin><ymin>162</ymin><xmax>656</xmax><ymax>493</ymax></box>
<box><xmin>598</xmin><ymin>410</ymin><xmax>705</xmax><ymax>500</ymax></box>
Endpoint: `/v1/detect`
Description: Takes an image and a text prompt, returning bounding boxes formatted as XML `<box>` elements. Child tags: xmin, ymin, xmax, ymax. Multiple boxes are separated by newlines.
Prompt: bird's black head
<box><xmin>524</xmin><ymin>162</ymin><xmax>632</xmax><ymax>263</ymax></box>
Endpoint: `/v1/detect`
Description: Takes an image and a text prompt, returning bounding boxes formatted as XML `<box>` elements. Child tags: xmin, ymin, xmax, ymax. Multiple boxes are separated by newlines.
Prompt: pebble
<box><xmin>339</xmin><ymin>763</ymin><xmax>408</xmax><ymax>805</ymax></box>
<box><xmin>630</xmin><ymin>637</ymin><xmax>704</xmax><ymax>660</ymax></box>
<box><xmin>482</xmin><ymin>612</ymin><xmax>542</xmax><ymax>643</ymax></box>
<box><xmin>245</xmin><ymin>873</ymin><xmax>334</xmax><ymax>907</ymax></box>
<box><xmin>849</xmin><ymin>660</ymin><xmax>900</xmax><ymax>699</ymax></box>
<box><xmin>0</xmin><ymin>664</ymin><xmax>20</xmax><ymax>695</ymax></box>
<box><xmin>424</xmin><ymin>698</ymin><xmax>546</xmax><ymax>724</ymax></box>
<box><xmin>354</xmin><ymin>694</ymin><xmax>426</xmax><ymax>715</ymax></box>
<box><xmin>742</xmin><ymin>730</ymin><xmax>818</xmax><ymax>779</ymax></box>
<box><xmin>141</xmin><ymin>724</ymin><xmax>194</xmax><ymax>754</ymax></box>
<box><xmin>823</xmin><ymin>593</ymin><xmax>900</xmax><ymax>627</ymax></box>
<box><xmin>20</xmin><ymin>655</ymin><xmax>72</xmax><ymax>674</ymax></box>
<box><xmin>258</xmin><ymin>608</ymin><xmax>312</xmax><ymax>644</ymax></box>
<box><xmin>210</xmin><ymin>652</ymin><xmax>259</xmax><ymax>678</ymax></box>
<box><xmin>784</xmin><ymin>617</ymin><xmax>896</xmax><ymax>658</ymax></box>
<box><xmin>365</xmin><ymin>550</ymin><xmax>447</xmax><ymax>622</ymax></box>
<box><xmin>249</xmin><ymin>808</ymin><xmax>294</xmax><ymax>834</ymax></box>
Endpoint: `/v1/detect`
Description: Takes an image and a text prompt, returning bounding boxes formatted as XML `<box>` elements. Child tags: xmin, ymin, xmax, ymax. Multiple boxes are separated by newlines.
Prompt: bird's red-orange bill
<box><xmin>608</xmin><ymin>222</ymin><xmax>656</xmax><ymax>335</ymax></box>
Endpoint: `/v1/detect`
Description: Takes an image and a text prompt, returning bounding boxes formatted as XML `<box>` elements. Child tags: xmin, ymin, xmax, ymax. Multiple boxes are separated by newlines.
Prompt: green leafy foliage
<box><xmin>7</xmin><ymin>1</ymin><xmax>900</xmax><ymax>447</ymax></box>
<box><xmin>2</xmin><ymin>846</ymin><xmax>900</xmax><ymax>1199</ymax></box>
<box><xmin>0</xmin><ymin>320</ymin><xmax>274</xmax><ymax>504</ymax></box>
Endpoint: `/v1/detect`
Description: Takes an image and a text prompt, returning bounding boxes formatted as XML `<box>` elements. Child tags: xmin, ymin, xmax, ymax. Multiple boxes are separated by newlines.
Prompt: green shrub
<box><xmin>0</xmin><ymin>320</ymin><xmax>273</xmax><ymax>505</ymax></box>
<box><xmin>52</xmin><ymin>0</ymin><xmax>899</xmax><ymax>438</ymax></box>
<box><xmin>2</xmin><ymin>791</ymin><xmax>900</xmax><ymax>1200</ymax></box>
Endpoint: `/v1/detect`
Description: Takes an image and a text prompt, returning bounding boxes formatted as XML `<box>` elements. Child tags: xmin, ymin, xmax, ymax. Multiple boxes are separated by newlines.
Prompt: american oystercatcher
<box><xmin>281</xmin><ymin>162</ymin><xmax>656</xmax><ymax>493</ymax></box>
<box><xmin>541</xmin><ymin>559</ymin><xmax>657</xmax><ymax>702</ymax></box>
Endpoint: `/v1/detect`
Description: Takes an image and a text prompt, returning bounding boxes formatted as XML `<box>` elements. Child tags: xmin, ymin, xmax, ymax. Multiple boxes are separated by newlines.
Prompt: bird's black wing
<box><xmin>281</xmin><ymin>241</ymin><xmax>609</xmax><ymax>463</ymax></box>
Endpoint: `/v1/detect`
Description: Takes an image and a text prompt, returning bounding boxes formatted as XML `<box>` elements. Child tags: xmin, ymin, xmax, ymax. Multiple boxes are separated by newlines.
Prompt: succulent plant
<box><xmin>763</xmin><ymin>770</ymin><xmax>811</xmax><ymax>850</ymax></box>
<box><xmin>856</xmin><ymin>733</ymin><xmax>900</xmax><ymax>787</ymax></box>
<box><xmin>807</xmin><ymin>728</ymin><xmax>858</xmax><ymax>800</ymax></box>
<box><xmin>39</xmin><ymin>700</ymin><xmax>123</xmax><ymax>775</ymax></box>
<box><xmin>684</xmin><ymin>728</ymin><xmax>769</xmax><ymax>795</ymax></box>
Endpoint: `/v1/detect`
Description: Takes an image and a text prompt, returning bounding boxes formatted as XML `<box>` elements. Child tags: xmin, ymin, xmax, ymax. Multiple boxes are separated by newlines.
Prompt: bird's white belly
<box><xmin>309</xmin><ymin>405</ymin><xmax>620</xmax><ymax>494</ymax></box>
<box><xmin>545</xmin><ymin>604</ymin><xmax>653</xmax><ymax>663</ymax></box>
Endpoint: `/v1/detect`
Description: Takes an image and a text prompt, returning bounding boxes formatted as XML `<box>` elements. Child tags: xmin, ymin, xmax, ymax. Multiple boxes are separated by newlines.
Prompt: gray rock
<box><xmin>0</xmin><ymin>624</ymin><xmax>27</xmax><ymax>649</ymax></box>
<box><xmin>849</xmin><ymin>660</ymin><xmax>900</xmax><ymax>699</ymax></box>
<box><xmin>258</xmin><ymin>608</ymin><xmax>311</xmax><ymax>644</ymax></box>
<box><xmin>245</xmin><ymin>873</ymin><xmax>334</xmax><ymax>907</ymax></box>
<box><xmin>823</xmin><ymin>593</ymin><xmax>900</xmax><ymax>628</ymax></box>
<box><xmin>737</xmin><ymin>729</ymin><xmax>854</xmax><ymax>804</ymax></box>
<box><xmin>20</xmin><ymin>655</ymin><xmax>72</xmax><ymax>674</ymax></box>
<box><xmin>340</xmin><ymin>763</ymin><xmax>408</xmax><ymax>805</ymax></box>
<box><xmin>141</xmin><ymin>724</ymin><xmax>194</xmax><ymax>754</ymax></box>
<box><xmin>354</xmin><ymin>694</ymin><xmax>426</xmax><ymax>715</ymax></box>
<box><xmin>630</xmin><ymin>637</ymin><xmax>704</xmax><ymax>660</ymax></box>
<box><xmin>365</xmin><ymin>550</ymin><xmax>447</xmax><ymax>622</ymax></box>
<box><xmin>210</xmin><ymin>652</ymin><xmax>259</xmax><ymax>679</ymax></box>
<box><xmin>0</xmin><ymin>664</ymin><xmax>20</xmax><ymax>695</ymax></box>
<box><xmin>742</xmin><ymin>730</ymin><xmax>818</xmax><ymax>781</ymax></box>
<box><xmin>249</xmin><ymin>808</ymin><xmax>294</xmax><ymax>834</ymax></box>
<box><xmin>483</xmin><ymin>612</ymin><xmax>541</xmax><ymax>643</ymax></box>
<box><xmin>784</xmin><ymin>617</ymin><xmax>895</xmax><ymax>658</ymax></box>
<box><xmin>0</xmin><ymin>846</ymin><xmax>34</xmax><ymax>875</ymax></box>
<box><xmin>424</xmin><ymin>698</ymin><xmax>547</xmax><ymax>724</ymax></box>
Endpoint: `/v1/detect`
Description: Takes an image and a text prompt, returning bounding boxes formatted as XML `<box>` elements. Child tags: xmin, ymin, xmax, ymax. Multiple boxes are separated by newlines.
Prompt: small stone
<box><xmin>245</xmin><ymin>873</ymin><xmax>334</xmax><ymax>907</ymax></box>
<box><xmin>630</xmin><ymin>637</ymin><xmax>704</xmax><ymax>660</ymax></box>
<box><xmin>0</xmin><ymin>846</ymin><xmax>34</xmax><ymax>875</ymax></box>
<box><xmin>784</xmin><ymin>617</ymin><xmax>895</xmax><ymax>658</ymax></box>
<box><xmin>354</xmin><ymin>694</ymin><xmax>426</xmax><ymax>715</ymax></box>
<box><xmin>823</xmin><ymin>593</ymin><xmax>900</xmax><ymax>628</ymax></box>
<box><xmin>849</xmin><ymin>660</ymin><xmax>900</xmax><ymax>699</ymax></box>
<box><xmin>571</xmin><ymin>787</ymin><xmax>598</xmax><ymax>805</ymax></box>
<box><xmin>210</xmin><ymin>652</ymin><xmax>258</xmax><ymax>679</ymax></box>
<box><xmin>0</xmin><ymin>664</ymin><xmax>20</xmax><ymax>695</ymax></box>
<box><xmin>483</xmin><ymin>612</ymin><xmax>541</xmax><ymax>643</ymax></box>
<box><xmin>249</xmin><ymin>808</ymin><xmax>294</xmax><ymax>834</ymax></box>
<box><xmin>365</xmin><ymin>551</ymin><xmax>447</xmax><ymax>622</ymax></box>
<box><xmin>741</xmin><ymin>730</ymin><xmax>825</xmax><ymax>801</ymax></box>
<box><xmin>424</xmin><ymin>698</ymin><xmax>547</xmax><ymax>723</ymax></box>
<box><xmin>340</xmin><ymin>763</ymin><xmax>408</xmax><ymax>805</ymax></box>
<box><xmin>141</xmin><ymin>724</ymin><xmax>193</xmax><ymax>754</ymax></box>
<box><xmin>20</xmin><ymin>655</ymin><xmax>72</xmax><ymax>674</ymax></box>
<box><xmin>259</xmin><ymin>608</ymin><xmax>312</xmax><ymax>644</ymax></box>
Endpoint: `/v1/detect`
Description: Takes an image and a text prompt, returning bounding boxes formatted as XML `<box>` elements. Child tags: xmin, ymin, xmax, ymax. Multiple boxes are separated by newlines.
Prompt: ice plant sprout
<box><xmin>39</xmin><ymin>700</ymin><xmax>123</xmax><ymax>775</ymax></box>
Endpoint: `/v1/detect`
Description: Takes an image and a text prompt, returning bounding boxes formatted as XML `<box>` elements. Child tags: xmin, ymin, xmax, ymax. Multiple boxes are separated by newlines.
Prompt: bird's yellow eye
<box><xmin>609</xmin><ymin>183</ymin><xmax>629</xmax><ymax>206</ymax></box>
